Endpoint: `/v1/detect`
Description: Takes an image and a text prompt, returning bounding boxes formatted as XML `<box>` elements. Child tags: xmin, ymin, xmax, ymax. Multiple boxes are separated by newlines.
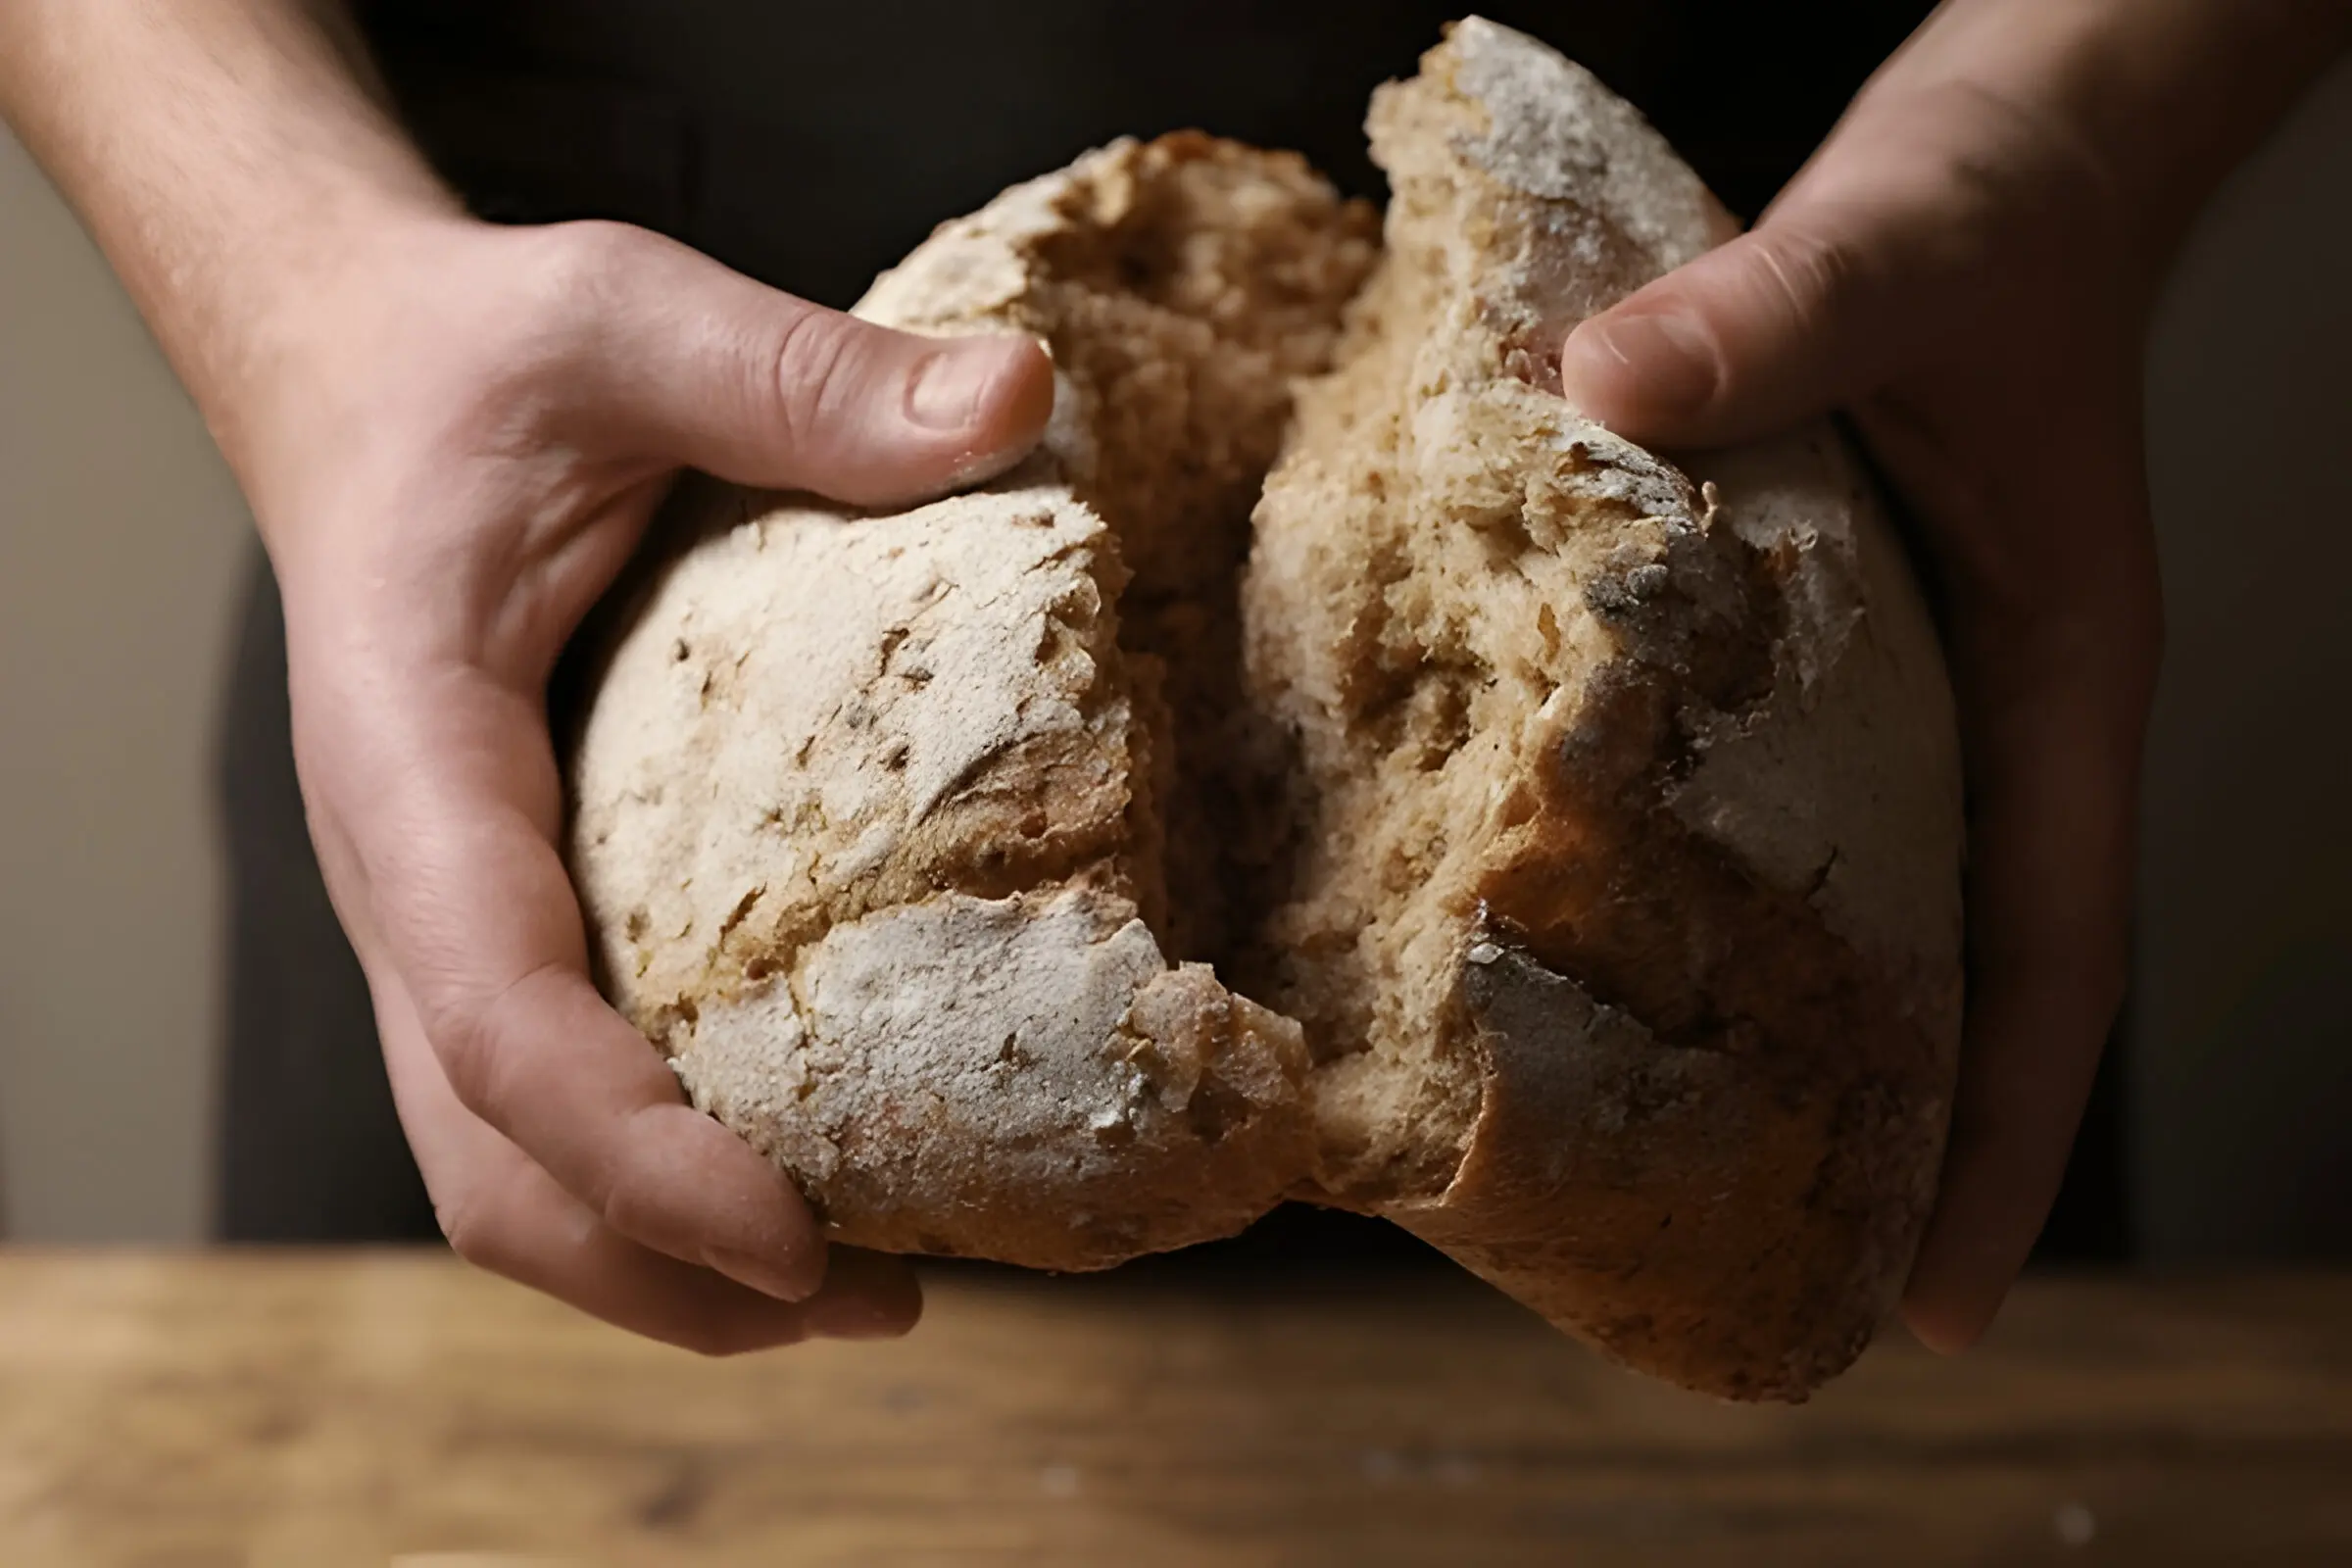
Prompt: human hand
<box><xmin>237</xmin><ymin>215</ymin><xmax>1054</xmax><ymax>1351</ymax></box>
<box><xmin>1557</xmin><ymin>52</ymin><xmax>2165</xmax><ymax>1351</ymax></box>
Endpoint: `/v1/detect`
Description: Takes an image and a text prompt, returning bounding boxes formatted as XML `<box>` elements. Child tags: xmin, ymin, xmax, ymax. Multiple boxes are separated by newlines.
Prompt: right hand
<box><xmin>1557</xmin><ymin>63</ymin><xmax>2163</xmax><ymax>1355</ymax></box>
<box><xmin>233</xmin><ymin>215</ymin><xmax>1054</xmax><ymax>1352</ymax></box>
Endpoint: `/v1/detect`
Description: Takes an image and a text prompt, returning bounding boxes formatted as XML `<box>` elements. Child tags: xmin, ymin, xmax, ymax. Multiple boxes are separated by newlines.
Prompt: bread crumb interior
<box><xmin>1018</xmin><ymin>137</ymin><xmax>1378</xmax><ymax>977</ymax></box>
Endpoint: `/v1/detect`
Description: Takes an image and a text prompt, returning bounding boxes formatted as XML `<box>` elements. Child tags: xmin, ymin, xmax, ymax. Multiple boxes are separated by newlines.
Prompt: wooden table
<box><xmin>0</xmin><ymin>1253</ymin><xmax>2344</xmax><ymax>1565</ymax></box>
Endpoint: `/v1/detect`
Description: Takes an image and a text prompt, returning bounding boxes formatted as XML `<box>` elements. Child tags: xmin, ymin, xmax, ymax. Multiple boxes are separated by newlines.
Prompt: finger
<box><xmin>316</xmin><ymin>662</ymin><xmax>833</xmax><ymax>1304</ymax></box>
<box><xmin>1550</xmin><ymin>80</ymin><xmax>2024</xmax><ymax>454</ymax></box>
<box><xmin>555</xmin><ymin>223</ymin><xmax>1055</xmax><ymax>507</ymax></box>
<box><xmin>1857</xmin><ymin>398</ymin><xmax>2158</xmax><ymax>1352</ymax></box>
<box><xmin>1900</xmin><ymin>678</ymin><xmax>2139</xmax><ymax>1353</ymax></box>
<box><xmin>1556</xmin><ymin>216</ymin><xmax>1920</xmax><ymax>449</ymax></box>
<box><xmin>374</xmin><ymin>961</ymin><xmax>922</xmax><ymax>1348</ymax></box>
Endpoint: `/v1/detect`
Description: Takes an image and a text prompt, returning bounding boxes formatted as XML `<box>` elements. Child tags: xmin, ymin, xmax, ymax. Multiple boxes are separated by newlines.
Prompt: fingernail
<box><xmin>706</xmin><ymin>1247</ymin><xmax>820</xmax><ymax>1303</ymax></box>
<box><xmin>906</xmin><ymin>342</ymin><xmax>1015</xmax><ymax>431</ymax></box>
<box><xmin>1560</xmin><ymin>310</ymin><xmax>1718</xmax><ymax>426</ymax></box>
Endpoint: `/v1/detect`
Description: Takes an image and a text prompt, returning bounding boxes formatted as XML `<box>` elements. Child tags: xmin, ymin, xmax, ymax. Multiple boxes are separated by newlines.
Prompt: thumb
<box><xmin>1557</xmin><ymin>220</ymin><xmax>1914</xmax><ymax>450</ymax></box>
<box><xmin>578</xmin><ymin>224</ymin><xmax>1055</xmax><ymax>508</ymax></box>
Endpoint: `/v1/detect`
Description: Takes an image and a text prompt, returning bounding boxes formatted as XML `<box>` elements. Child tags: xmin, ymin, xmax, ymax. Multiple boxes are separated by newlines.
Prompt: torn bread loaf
<box><xmin>566</xmin><ymin>20</ymin><xmax>1963</xmax><ymax>1401</ymax></box>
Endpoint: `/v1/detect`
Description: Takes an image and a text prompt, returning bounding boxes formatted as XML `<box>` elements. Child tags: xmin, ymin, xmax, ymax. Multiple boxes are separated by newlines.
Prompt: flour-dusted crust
<box><xmin>567</xmin><ymin>20</ymin><xmax>1964</xmax><ymax>1400</ymax></box>
<box><xmin>1245</xmin><ymin>19</ymin><xmax>1963</xmax><ymax>1399</ymax></box>
<box><xmin>567</xmin><ymin>137</ymin><xmax>1372</xmax><ymax>1269</ymax></box>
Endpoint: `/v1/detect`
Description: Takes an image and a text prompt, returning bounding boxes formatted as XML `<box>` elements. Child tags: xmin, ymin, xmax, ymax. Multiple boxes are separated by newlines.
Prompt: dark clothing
<box><xmin>228</xmin><ymin>2</ymin><xmax>2122</xmax><ymax>1261</ymax></box>
<box><xmin>351</xmin><ymin>2</ymin><xmax>1930</xmax><ymax>297</ymax></box>
<box><xmin>219</xmin><ymin>559</ymin><xmax>441</xmax><ymax>1239</ymax></box>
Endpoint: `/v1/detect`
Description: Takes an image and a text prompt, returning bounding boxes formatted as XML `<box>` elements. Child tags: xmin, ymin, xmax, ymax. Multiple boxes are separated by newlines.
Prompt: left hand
<box><xmin>245</xmin><ymin>214</ymin><xmax>1054</xmax><ymax>1352</ymax></box>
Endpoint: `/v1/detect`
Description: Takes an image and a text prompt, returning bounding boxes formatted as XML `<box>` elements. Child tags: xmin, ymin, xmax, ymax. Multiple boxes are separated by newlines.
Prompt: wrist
<box><xmin>1863</xmin><ymin>0</ymin><xmax>2352</xmax><ymax>273</ymax></box>
<box><xmin>207</xmin><ymin>197</ymin><xmax>476</xmax><ymax>497</ymax></box>
<box><xmin>223</xmin><ymin>215</ymin><xmax>659</xmax><ymax>573</ymax></box>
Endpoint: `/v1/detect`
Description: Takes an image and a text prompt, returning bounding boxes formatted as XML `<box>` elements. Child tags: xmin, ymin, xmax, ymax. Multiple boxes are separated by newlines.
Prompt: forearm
<box><xmin>1868</xmin><ymin>0</ymin><xmax>2352</xmax><ymax>265</ymax></box>
<box><xmin>0</xmin><ymin>0</ymin><xmax>457</xmax><ymax>472</ymax></box>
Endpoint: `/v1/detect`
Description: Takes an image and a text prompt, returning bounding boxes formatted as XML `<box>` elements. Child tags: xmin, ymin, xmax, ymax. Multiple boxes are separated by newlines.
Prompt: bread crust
<box><xmin>1248</xmin><ymin>19</ymin><xmax>1963</xmax><ymax>1399</ymax></box>
<box><xmin>566</xmin><ymin>138</ymin><xmax>1370</xmax><ymax>1269</ymax></box>
<box><xmin>566</xmin><ymin>21</ymin><xmax>1964</xmax><ymax>1399</ymax></box>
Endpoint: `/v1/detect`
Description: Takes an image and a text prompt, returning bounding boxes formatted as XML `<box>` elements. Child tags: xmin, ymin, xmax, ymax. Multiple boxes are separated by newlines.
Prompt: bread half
<box><xmin>1245</xmin><ymin>18</ymin><xmax>1964</xmax><ymax>1400</ymax></box>
<box><xmin>565</xmin><ymin>20</ymin><xmax>1963</xmax><ymax>1401</ymax></box>
<box><xmin>568</xmin><ymin>134</ymin><xmax>1377</xmax><ymax>1269</ymax></box>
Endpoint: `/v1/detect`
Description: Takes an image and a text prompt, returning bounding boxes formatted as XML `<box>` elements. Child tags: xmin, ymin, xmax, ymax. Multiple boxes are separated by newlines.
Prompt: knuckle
<box><xmin>432</xmin><ymin>1175</ymin><xmax>514</xmax><ymax>1273</ymax></box>
<box><xmin>399</xmin><ymin>220</ymin><xmax>662</xmax><ymax>438</ymax></box>
<box><xmin>413</xmin><ymin>960</ymin><xmax>567</xmax><ymax>1135</ymax></box>
<box><xmin>1749</xmin><ymin>224</ymin><xmax>1863</xmax><ymax>333</ymax></box>
<box><xmin>494</xmin><ymin>220</ymin><xmax>663</xmax><ymax>378</ymax></box>
<box><xmin>416</xmin><ymin>988</ymin><xmax>514</xmax><ymax>1126</ymax></box>
<box><xmin>765</xmin><ymin>306</ymin><xmax>866</xmax><ymax>453</ymax></box>
<box><xmin>522</xmin><ymin>220</ymin><xmax>649</xmax><ymax>318</ymax></box>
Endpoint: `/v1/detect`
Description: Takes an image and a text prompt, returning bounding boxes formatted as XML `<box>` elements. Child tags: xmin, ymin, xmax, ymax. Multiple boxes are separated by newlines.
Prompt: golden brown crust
<box><xmin>1388</xmin><ymin>935</ymin><xmax>1943</xmax><ymax>1401</ymax></box>
<box><xmin>1245</xmin><ymin>19</ymin><xmax>1963</xmax><ymax>1399</ymax></box>
<box><xmin>1407</xmin><ymin>626</ymin><xmax>1950</xmax><ymax>1400</ymax></box>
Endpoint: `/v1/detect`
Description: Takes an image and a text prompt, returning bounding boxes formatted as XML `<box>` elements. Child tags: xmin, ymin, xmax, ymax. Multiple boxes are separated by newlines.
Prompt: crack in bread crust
<box><xmin>565</xmin><ymin>136</ymin><xmax>1374</xmax><ymax>1271</ymax></box>
<box><xmin>563</xmin><ymin>22</ymin><xmax>1964</xmax><ymax>1400</ymax></box>
<box><xmin>1242</xmin><ymin>20</ymin><xmax>1962</xmax><ymax>1400</ymax></box>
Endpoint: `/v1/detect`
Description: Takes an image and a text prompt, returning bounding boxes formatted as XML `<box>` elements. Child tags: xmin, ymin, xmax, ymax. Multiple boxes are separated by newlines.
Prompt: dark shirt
<box><xmin>353</xmin><ymin>2</ymin><xmax>1933</xmax><ymax>306</ymax></box>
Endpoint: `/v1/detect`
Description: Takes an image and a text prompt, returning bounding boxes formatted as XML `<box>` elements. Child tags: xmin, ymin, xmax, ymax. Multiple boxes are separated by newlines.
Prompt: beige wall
<box><xmin>0</xmin><ymin>129</ymin><xmax>249</xmax><ymax>1240</ymax></box>
<box><xmin>1</xmin><ymin>58</ymin><xmax>2348</xmax><ymax>1246</ymax></box>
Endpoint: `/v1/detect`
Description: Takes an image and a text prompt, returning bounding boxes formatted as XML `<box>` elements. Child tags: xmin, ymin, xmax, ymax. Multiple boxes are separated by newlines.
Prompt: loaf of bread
<box><xmin>565</xmin><ymin>18</ymin><xmax>1963</xmax><ymax>1401</ymax></box>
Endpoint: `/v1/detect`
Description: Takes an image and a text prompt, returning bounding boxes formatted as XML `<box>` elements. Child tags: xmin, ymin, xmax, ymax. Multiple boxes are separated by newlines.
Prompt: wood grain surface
<box><xmin>0</xmin><ymin>1252</ymin><xmax>2344</xmax><ymax>1565</ymax></box>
